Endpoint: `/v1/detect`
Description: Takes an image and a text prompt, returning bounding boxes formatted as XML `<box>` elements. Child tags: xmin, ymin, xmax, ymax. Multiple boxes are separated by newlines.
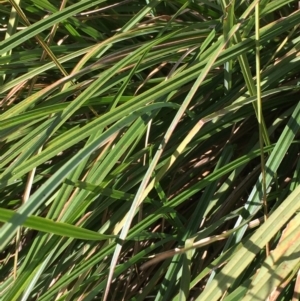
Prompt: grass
<box><xmin>0</xmin><ymin>0</ymin><xmax>300</xmax><ymax>300</ymax></box>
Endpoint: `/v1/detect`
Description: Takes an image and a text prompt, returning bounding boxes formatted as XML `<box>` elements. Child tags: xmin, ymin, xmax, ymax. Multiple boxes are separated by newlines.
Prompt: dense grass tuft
<box><xmin>1</xmin><ymin>1</ymin><xmax>300</xmax><ymax>300</ymax></box>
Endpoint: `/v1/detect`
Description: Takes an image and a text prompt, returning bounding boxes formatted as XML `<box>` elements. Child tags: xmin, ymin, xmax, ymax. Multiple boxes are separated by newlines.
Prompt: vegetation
<box><xmin>1</xmin><ymin>0</ymin><xmax>300</xmax><ymax>300</ymax></box>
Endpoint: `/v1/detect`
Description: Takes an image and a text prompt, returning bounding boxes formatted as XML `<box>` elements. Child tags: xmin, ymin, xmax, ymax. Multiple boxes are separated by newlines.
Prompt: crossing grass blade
<box><xmin>0</xmin><ymin>208</ymin><xmax>116</xmax><ymax>240</ymax></box>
